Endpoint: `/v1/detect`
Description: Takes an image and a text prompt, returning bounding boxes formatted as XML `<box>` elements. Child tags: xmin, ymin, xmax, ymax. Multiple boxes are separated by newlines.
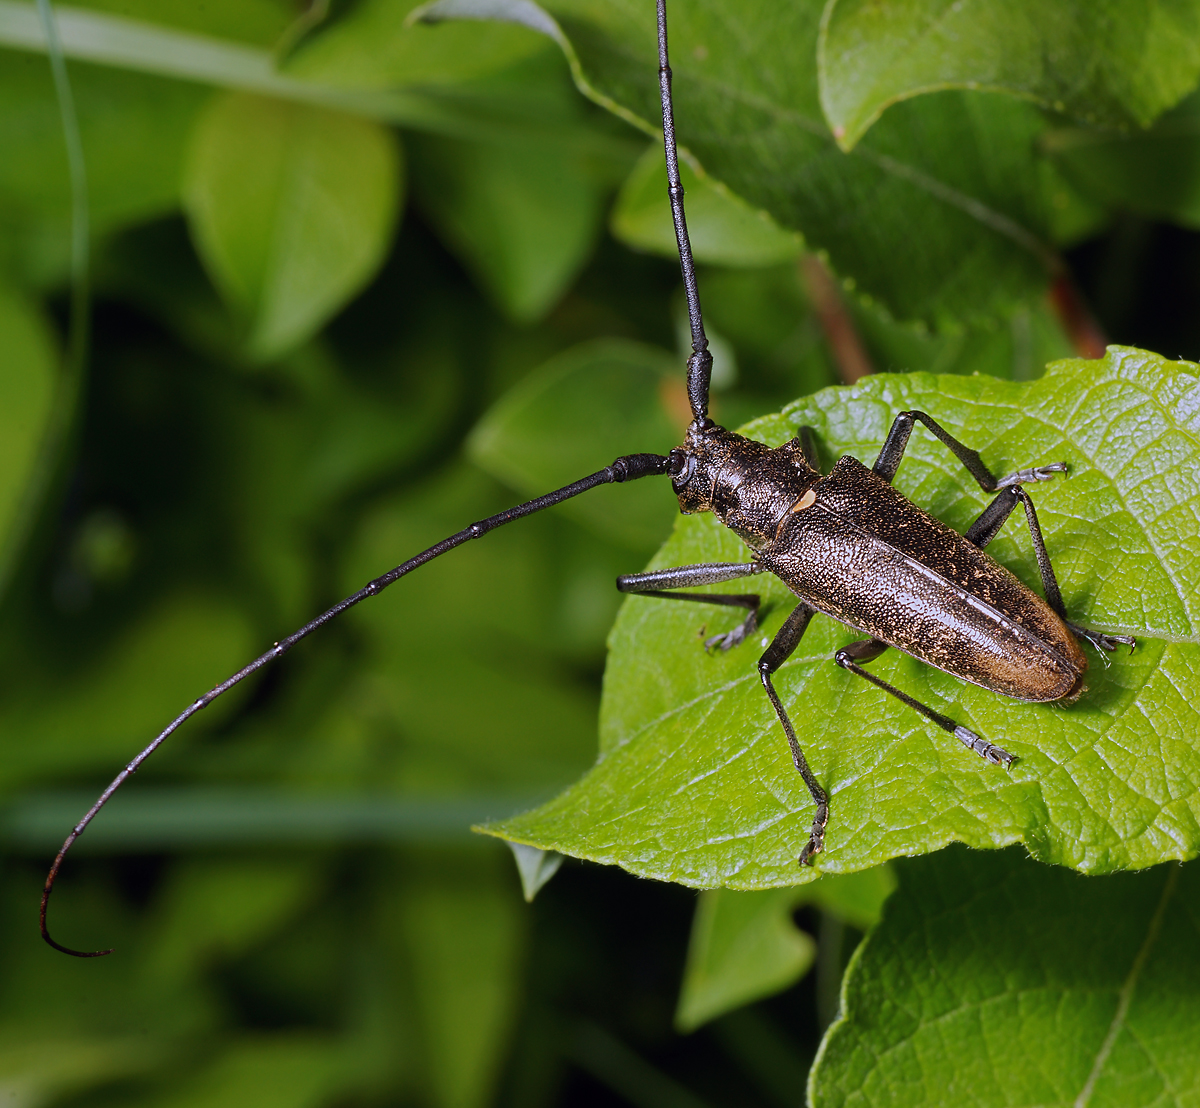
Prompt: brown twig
<box><xmin>1048</xmin><ymin>273</ymin><xmax>1108</xmax><ymax>359</ymax></box>
<box><xmin>801</xmin><ymin>254</ymin><xmax>874</xmax><ymax>384</ymax></box>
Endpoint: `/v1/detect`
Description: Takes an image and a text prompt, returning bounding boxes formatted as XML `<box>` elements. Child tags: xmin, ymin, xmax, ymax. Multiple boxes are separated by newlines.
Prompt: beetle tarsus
<box><xmin>799</xmin><ymin>801</ymin><xmax>828</xmax><ymax>866</ymax></box>
<box><xmin>1067</xmin><ymin>622</ymin><xmax>1137</xmax><ymax>658</ymax></box>
<box><xmin>954</xmin><ymin>725</ymin><xmax>1014</xmax><ymax>768</ymax></box>
<box><xmin>995</xmin><ymin>461</ymin><xmax>1069</xmax><ymax>489</ymax></box>
<box><xmin>704</xmin><ymin>610</ymin><xmax>758</xmax><ymax>653</ymax></box>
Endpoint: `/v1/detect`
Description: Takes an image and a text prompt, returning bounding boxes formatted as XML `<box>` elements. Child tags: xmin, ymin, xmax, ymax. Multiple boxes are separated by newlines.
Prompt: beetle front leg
<box><xmin>835</xmin><ymin>639</ymin><xmax>1015</xmax><ymax>767</ymax></box>
<box><xmin>756</xmin><ymin>603</ymin><xmax>828</xmax><ymax>864</ymax></box>
<box><xmin>617</xmin><ymin>561</ymin><xmax>764</xmax><ymax>651</ymax></box>
<box><xmin>964</xmin><ymin>487</ymin><xmax>1136</xmax><ymax>657</ymax></box>
<box><xmin>873</xmin><ymin>410</ymin><xmax>1066</xmax><ymax>492</ymax></box>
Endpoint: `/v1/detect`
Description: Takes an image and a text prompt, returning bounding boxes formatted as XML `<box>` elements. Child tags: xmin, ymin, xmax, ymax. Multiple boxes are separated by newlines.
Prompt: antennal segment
<box><xmin>40</xmin><ymin>452</ymin><xmax>669</xmax><ymax>956</ymax></box>
<box><xmin>656</xmin><ymin>0</ymin><xmax>712</xmax><ymax>430</ymax></box>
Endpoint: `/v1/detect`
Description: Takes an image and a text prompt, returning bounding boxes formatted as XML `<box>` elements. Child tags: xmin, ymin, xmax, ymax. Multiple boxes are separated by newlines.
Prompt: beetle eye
<box><xmin>669</xmin><ymin>450</ymin><xmax>695</xmax><ymax>489</ymax></box>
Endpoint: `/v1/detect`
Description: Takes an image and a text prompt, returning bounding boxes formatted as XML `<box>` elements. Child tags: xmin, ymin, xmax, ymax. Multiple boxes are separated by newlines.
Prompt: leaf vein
<box><xmin>1072</xmin><ymin>865</ymin><xmax>1179</xmax><ymax>1108</ymax></box>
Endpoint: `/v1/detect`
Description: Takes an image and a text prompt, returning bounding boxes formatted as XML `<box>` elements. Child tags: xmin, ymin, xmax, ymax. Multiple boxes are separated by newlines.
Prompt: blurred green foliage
<box><xmin>1</xmin><ymin>1</ymin><xmax>1199</xmax><ymax>1106</ymax></box>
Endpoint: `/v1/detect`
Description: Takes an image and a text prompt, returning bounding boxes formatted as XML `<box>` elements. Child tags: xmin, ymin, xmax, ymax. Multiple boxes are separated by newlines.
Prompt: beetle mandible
<box><xmin>40</xmin><ymin>0</ymin><xmax>1134</xmax><ymax>956</ymax></box>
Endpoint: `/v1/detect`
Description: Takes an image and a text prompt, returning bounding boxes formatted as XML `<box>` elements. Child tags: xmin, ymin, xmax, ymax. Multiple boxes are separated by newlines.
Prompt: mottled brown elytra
<box><xmin>40</xmin><ymin>0</ymin><xmax>1133</xmax><ymax>956</ymax></box>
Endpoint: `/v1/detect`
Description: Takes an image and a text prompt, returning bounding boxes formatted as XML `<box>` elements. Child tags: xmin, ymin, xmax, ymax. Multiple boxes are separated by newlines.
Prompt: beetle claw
<box><xmin>1068</xmin><ymin>623</ymin><xmax>1137</xmax><ymax>658</ymax></box>
<box><xmin>703</xmin><ymin>611</ymin><xmax>758</xmax><ymax>653</ymax></box>
<box><xmin>955</xmin><ymin>725</ymin><xmax>1015</xmax><ymax>768</ymax></box>
<box><xmin>798</xmin><ymin>800</ymin><xmax>828</xmax><ymax>866</ymax></box>
<box><xmin>996</xmin><ymin>461</ymin><xmax>1069</xmax><ymax>488</ymax></box>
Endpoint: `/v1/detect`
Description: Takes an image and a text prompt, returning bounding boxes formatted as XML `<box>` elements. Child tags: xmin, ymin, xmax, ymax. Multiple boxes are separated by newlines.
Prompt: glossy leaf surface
<box><xmin>282</xmin><ymin>0</ymin><xmax>548</xmax><ymax>89</ymax></box>
<box><xmin>487</xmin><ymin>349</ymin><xmax>1200</xmax><ymax>885</ymax></box>
<box><xmin>811</xmin><ymin>845</ymin><xmax>1200</xmax><ymax>1108</ymax></box>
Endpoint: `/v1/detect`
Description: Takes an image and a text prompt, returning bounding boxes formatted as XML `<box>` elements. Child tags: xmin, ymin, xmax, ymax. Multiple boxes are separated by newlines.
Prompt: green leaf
<box><xmin>819</xmin><ymin>0</ymin><xmax>1200</xmax><ymax>152</ymax></box>
<box><xmin>69</xmin><ymin>0</ymin><xmax>294</xmax><ymax>46</ymax></box>
<box><xmin>676</xmin><ymin>887</ymin><xmax>817</xmax><ymax>1033</ymax></box>
<box><xmin>282</xmin><ymin>0</ymin><xmax>549</xmax><ymax>89</ymax></box>
<box><xmin>697</xmin><ymin>265</ymin><xmax>841</xmax><ymax>408</ymax></box>
<box><xmin>820</xmin><ymin>0</ymin><xmax>1200</xmax><ymax>151</ymax></box>
<box><xmin>676</xmin><ymin>867</ymin><xmax>895</xmax><ymax>1031</ymax></box>
<box><xmin>506</xmin><ymin>842</ymin><xmax>563</xmax><ymax>900</ymax></box>
<box><xmin>145</xmin><ymin>858</ymin><xmax>319</xmax><ymax>981</ymax></box>
<box><xmin>0</xmin><ymin>1</ymin><xmax>600</xmax><ymax>145</ymax></box>
<box><xmin>485</xmin><ymin>348</ymin><xmax>1200</xmax><ymax>885</ymax></box>
<box><xmin>516</xmin><ymin>0</ymin><xmax>1058</xmax><ymax>328</ymax></box>
<box><xmin>399</xmin><ymin>875</ymin><xmax>524</xmax><ymax>1108</ymax></box>
<box><xmin>810</xmin><ymin>846</ymin><xmax>1199</xmax><ymax>1108</ymax></box>
<box><xmin>0</xmin><ymin>284</ymin><xmax>56</xmax><ymax>587</ymax></box>
<box><xmin>469</xmin><ymin>338</ymin><xmax>682</xmax><ymax>551</ymax></box>
<box><xmin>0</xmin><ymin>594</ymin><xmax>257</xmax><ymax>789</ymax></box>
<box><xmin>1046</xmin><ymin>89</ymin><xmax>1200</xmax><ymax>229</ymax></box>
<box><xmin>409</xmin><ymin>130</ymin><xmax>604</xmax><ymax>322</ymax></box>
<box><xmin>804</xmin><ymin>864</ymin><xmax>897</xmax><ymax>930</ymax></box>
<box><xmin>183</xmin><ymin>91</ymin><xmax>402</xmax><ymax>359</ymax></box>
<box><xmin>337</xmin><ymin>462</ymin><xmax>606</xmax><ymax>792</ymax></box>
<box><xmin>611</xmin><ymin>145</ymin><xmax>802</xmax><ymax>267</ymax></box>
<box><xmin>850</xmin><ymin>289</ymin><xmax>1075</xmax><ymax>381</ymax></box>
<box><xmin>139</xmin><ymin>1037</ymin><xmax>344</xmax><ymax>1108</ymax></box>
<box><xmin>0</xmin><ymin>1036</ymin><xmax>155</xmax><ymax>1108</ymax></box>
<box><xmin>0</xmin><ymin>52</ymin><xmax>206</xmax><ymax>285</ymax></box>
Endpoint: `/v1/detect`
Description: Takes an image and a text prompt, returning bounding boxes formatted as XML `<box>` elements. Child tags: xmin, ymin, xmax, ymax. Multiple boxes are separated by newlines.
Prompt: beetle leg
<box><xmin>994</xmin><ymin>462</ymin><xmax>1068</xmax><ymax>489</ymax></box>
<box><xmin>965</xmin><ymin>487</ymin><xmax>1136</xmax><ymax>658</ymax></box>
<box><xmin>874</xmin><ymin>410</ymin><xmax>1000</xmax><ymax>488</ymax></box>
<box><xmin>963</xmin><ymin>485</ymin><xmax>1023</xmax><ymax>548</ymax></box>
<box><xmin>617</xmin><ymin>562</ymin><xmax>764</xmax><ymax>651</ymax></box>
<box><xmin>756</xmin><ymin>604</ymin><xmax>828</xmax><ymax>864</ymax></box>
<box><xmin>873</xmin><ymin>410</ymin><xmax>1066</xmax><ymax>494</ymax></box>
<box><xmin>834</xmin><ymin>639</ymin><xmax>1015</xmax><ymax>768</ymax></box>
<box><xmin>1010</xmin><ymin>489</ymin><xmax>1136</xmax><ymax>655</ymax></box>
<box><xmin>795</xmin><ymin>425</ymin><xmax>821</xmax><ymax>470</ymax></box>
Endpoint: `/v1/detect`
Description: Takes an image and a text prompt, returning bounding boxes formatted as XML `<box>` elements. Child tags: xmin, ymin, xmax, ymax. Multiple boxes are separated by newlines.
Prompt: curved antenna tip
<box><xmin>41</xmin><ymin>897</ymin><xmax>115</xmax><ymax>957</ymax></box>
<box><xmin>41</xmin><ymin>932</ymin><xmax>115</xmax><ymax>958</ymax></box>
<box><xmin>41</xmin><ymin>850</ymin><xmax>115</xmax><ymax>957</ymax></box>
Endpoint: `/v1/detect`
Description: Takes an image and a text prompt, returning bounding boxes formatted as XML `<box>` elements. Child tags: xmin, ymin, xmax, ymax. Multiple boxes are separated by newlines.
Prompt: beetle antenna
<box><xmin>40</xmin><ymin>453</ymin><xmax>670</xmax><ymax>956</ymax></box>
<box><xmin>657</xmin><ymin>0</ymin><xmax>712</xmax><ymax>430</ymax></box>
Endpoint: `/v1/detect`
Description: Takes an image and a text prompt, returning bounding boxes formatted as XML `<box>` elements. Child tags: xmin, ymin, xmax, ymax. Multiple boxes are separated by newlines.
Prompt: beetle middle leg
<box><xmin>834</xmin><ymin>639</ymin><xmax>1015</xmax><ymax>767</ymax></box>
<box><xmin>757</xmin><ymin>603</ymin><xmax>829</xmax><ymax>864</ymax></box>
<box><xmin>873</xmin><ymin>410</ymin><xmax>1067</xmax><ymax>491</ymax></box>
<box><xmin>964</xmin><ymin>486</ymin><xmax>1136</xmax><ymax>657</ymax></box>
<box><xmin>617</xmin><ymin>561</ymin><xmax>764</xmax><ymax>651</ymax></box>
<box><xmin>623</xmin><ymin>582</ymin><xmax>831</xmax><ymax>861</ymax></box>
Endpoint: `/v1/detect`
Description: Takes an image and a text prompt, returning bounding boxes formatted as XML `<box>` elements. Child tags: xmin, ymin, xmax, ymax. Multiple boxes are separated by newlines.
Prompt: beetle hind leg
<box><xmin>835</xmin><ymin>638</ymin><xmax>1015</xmax><ymax>768</ymax></box>
<box><xmin>953</xmin><ymin>725</ymin><xmax>1015</xmax><ymax>767</ymax></box>
<box><xmin>964</xmin><ymin>486</ymin><xmax>1137</xmax><ymax>660</ymax></box>
<box><xmin>873</xmin><ymin>409</ymin><xmax>1069</xmax><ymax>494</ymax></box>
<box><xmin>1065</xmin><ymin>622</ymin><xmax>1136</xmax><ymax>659</ymax></box>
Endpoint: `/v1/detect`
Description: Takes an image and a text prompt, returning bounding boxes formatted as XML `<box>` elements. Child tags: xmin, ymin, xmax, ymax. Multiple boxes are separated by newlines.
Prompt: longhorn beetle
<box><xmin>41</xmin><ymin>0</ymin><xmax>1135</xmax><ymax>956</ymax></box>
